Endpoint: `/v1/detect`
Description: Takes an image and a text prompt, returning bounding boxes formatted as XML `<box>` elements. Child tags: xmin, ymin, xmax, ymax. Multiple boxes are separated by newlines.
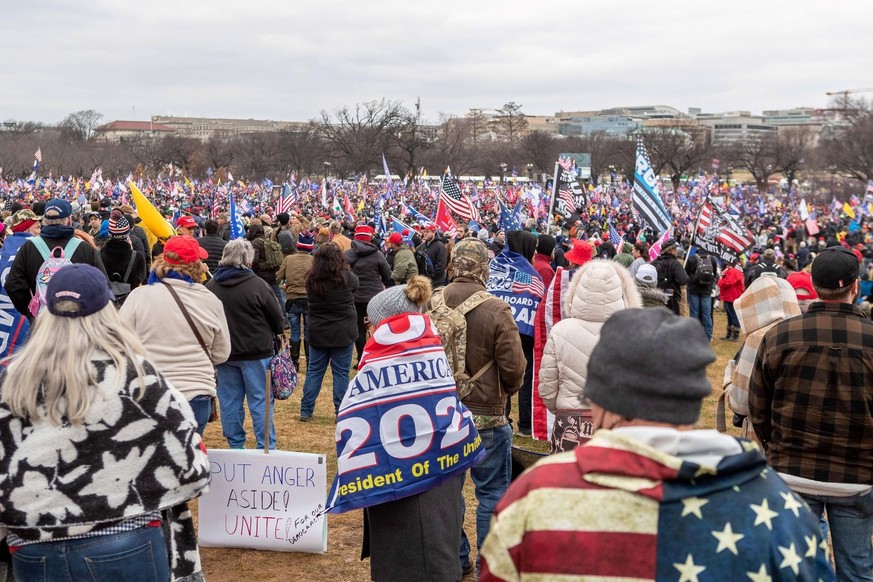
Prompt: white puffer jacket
<box><xmin>538</xmin><ymin>259</ymin><xmax>642</xmax><ymax>413</ymax></box>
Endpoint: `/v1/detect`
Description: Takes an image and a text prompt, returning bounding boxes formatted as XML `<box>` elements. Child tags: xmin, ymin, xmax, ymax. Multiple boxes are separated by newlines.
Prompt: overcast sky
<box><xmin>3</xmin><ymin>0</ymin><xmax>870</xmax><ymax>125</ymax></box>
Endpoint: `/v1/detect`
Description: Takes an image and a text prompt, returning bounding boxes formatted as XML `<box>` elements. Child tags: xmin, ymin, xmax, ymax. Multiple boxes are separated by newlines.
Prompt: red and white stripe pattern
<box><xmin>34</xmin><ymin>148</ymin><xmax>42</xmax><ymax>164</ymax></box>
<box><xmin>698</xmin><ymin>201</ymin><xmax>754</xmax><ymax>254</ymax></box>
<box><xmin>440</xmin><ymin>174</ymin><xmax>479</xmax><ymax>222</ymax></box>
<box><xmin>531</xmin><ymin>267</ymin><xmax>569</xmax><ymax>440</ymax></box>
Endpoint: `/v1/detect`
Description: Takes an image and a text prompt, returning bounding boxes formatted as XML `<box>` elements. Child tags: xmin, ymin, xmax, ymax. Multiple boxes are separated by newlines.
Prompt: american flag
<box><xmin>440</xmin><ymin>172</ymin><xmax>479</xmax><ymax>222</ymax></box>
<box><xmin>511</xmin><ymin>270</ymin><xmax>544</xmax><ymax>298</ymax></box>
<box><xmin>34</xmin><ymin>148</ymin><xmax>42</xmax><ymax>164</ymax></box>
<box><xmin>608</xmin><ymin>221</ymin><xmax>623</xmax><ymax>248</ymax></box>
<box><xmin>275</xmin><ymin>184</ymin><xmax>297</xmax><ymax>215</ymax></box>
<box><xmin>697</xmin><ymin>201</ymin><xmax>754</xmax><ymax>254</ymax></box>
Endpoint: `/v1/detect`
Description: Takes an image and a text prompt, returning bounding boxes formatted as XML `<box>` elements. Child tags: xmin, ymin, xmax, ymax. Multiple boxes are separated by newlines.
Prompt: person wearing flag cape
<box><xmin>326</xmin><ymin>277</ymin><xmax>483</xmax><ymax>582</ymax></box>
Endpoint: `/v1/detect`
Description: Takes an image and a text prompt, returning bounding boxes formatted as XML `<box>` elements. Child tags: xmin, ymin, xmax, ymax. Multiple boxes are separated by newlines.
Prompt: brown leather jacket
<box><xmin>441</xmin><ymin>278</ymin><xmax>526</xmax><ymax>416</ymax></box>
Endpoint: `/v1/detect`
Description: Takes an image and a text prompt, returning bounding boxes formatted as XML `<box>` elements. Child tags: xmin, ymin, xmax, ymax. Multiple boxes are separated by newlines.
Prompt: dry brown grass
<box><xmin>197</xmin><ymin>310</ymin><xmax>739</xmax><ymax>581</ymax></box>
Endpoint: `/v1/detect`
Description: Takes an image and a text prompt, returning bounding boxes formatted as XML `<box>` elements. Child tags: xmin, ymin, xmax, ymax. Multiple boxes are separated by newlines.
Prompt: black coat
<box><xmin>206</xmin><ymin>268</ymin><xmax>284</xmax><ymax>360</ymax></box>
<box><xmin>100</xmin><ymin>239</ymin><xmax>146</xmax><ymax>287</ymax></box>
<box><xmin>685</xmin><ymin>252</ymin><xmax>718</xmax><ymax>295</ymax></box>
<box><xmin>306</xmin><ymin>270</ymin><xmax>359</xmax><ymax>348</ymax></box>
<box><xmin>652</xmin><ymin>251</ymin><xmax>689</xmax><ymax>315</ymax></box>
<box><xmin>4</xmin><ymin>233</ymin><xmax>106</xmax><ymax>318</ymax></box>
<box><xmin>344</xmin><ymin>241</ymin><xmax>391</xmax><ymax>303</ymax></box>
<box><xmin>198</xmin><ymin>234</ymin><xmax>228</xmax><ymax>274</ymax></box>
<box><xmin>417</xmin><ymin>238</ymin><xmax>447</xmax><ymax>284</ymax></box>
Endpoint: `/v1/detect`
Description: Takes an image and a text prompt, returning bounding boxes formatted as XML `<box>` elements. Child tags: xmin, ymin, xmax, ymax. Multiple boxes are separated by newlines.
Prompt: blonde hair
<box><xmin>2</xmin><ymin>304</ymin><xmax>150</xmax><ymax>425</ymax></box>
<box><xmin>151</xmin><ymin>254</ymin><xmax>207</xmax><ymax>282</ymax></box>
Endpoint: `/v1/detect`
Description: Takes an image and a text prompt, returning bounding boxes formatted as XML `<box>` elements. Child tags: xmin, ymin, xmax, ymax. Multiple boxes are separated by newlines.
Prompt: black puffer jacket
<box><xmin>205</xmin><ymin>267</ymin><xmax>284</xmax><ymax>360</ymax></box>
<box><xmin>344</xmin><ymin>240</ymin><xmax>392</xmax><ymax>303</ymax></box>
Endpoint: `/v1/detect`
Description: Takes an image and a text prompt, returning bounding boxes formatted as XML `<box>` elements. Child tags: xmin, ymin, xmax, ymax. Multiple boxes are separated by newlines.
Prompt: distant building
<box><xmin>695</xmin><ymin>112</ymin><xmax>777</xmax><ymax>144</ymax></box>
<box><xmin>557</xmin><ymin>114</ymin><xmax>638</xmax><ymax>136</ymax></box>
<box><xmin>150</xmin><ymin>115</ymin><xmax>309</xmax><ymax>141</ymax></box>
<box><xmin>94</xmin><ymin>120</ymin><xmax>175</xmax><ymax>143</ymax></box>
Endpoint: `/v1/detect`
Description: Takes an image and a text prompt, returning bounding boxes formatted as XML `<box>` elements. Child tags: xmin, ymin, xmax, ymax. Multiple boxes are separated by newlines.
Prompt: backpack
<box><xmin>692</xmin><ymin>255</ymin><xmax>715</xmax><ymax>286</ymax></box>
<box><xmin>28</xmin><ymin>237</ymin><xmax>82</xmax><ymax>318</ymax></box>
<box><xmin>414</xmin><ymin>249</ymin><xmax>435</xmax><ymax>278</ymax></box>
<box><xmin>427</xmin><ymin>288</ymin><xmax>494</xmax><ymax>399</ymax></box>
<box><xmin>263</xmin><ymin>238</ymin><xmax>284</xmax><ymax>270</ymax></box>
<box><xmin>651</xmin><ymin>258</ymin><xmax>672</xmax><ymax>290</ymax></box>
<box><xmin>107</xmin><ymin>252</ymin><xmax>136</xmax><ymax>307</ymax></box>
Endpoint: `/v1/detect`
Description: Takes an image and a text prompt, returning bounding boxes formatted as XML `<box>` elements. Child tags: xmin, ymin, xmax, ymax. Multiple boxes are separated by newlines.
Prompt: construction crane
<box><xmin>825</xmin><ymin>88</ymin><xmax>873</xmax><ymax>113</ymax></box>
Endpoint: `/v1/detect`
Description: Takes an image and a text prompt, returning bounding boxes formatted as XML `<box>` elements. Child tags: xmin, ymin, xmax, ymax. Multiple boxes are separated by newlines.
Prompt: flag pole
<box><xmin>684</xmin><ymin>193</ymin><xmax>709</xmax><ymax>268</ymax></box>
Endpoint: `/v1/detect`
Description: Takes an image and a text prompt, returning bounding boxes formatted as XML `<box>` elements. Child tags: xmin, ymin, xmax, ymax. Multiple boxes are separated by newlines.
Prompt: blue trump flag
<box><xmin>327</xmin><ymin>313</ymin><xmax>483</xmax><ymax>514</ymax></box>
<box><xmin>498</xmin><ymin>198</ymin><xmax>521</xmax><ymax>231</ymax></box>
<box><xmin>487</xmin><ymin>248</ymin><xmax>545</xmax><ymax>336</ymax></box>
<box><xmin>228</xmin><ymin>191</ymin><xmax>244</xmax><ymax>240</ymax></box>
<box><xmin>0</xmin><ymin>234</ymin><xmax>32</xmax><ymax>358</ymax></box>
<box><xmin>392</xmin><ymin>217</ymin><xmax>414</xmax><ymax>233</ymax></box>
<box><xmin>633</xmin><ymin>138</ymin><xmax>672</xmax><ymax>234</ymax></box>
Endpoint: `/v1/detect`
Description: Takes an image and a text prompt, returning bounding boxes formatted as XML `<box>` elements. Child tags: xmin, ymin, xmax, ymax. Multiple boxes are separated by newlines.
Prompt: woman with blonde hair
<box><xmin>538</xmin><ymin>259</ymin><xmax>642</xmax><ymax>453</ymax></box>
<box><xmin>0</xmin><ymin>264</ymin><xmax>210</xmax><ymax>581</ymax></box>
<box><xmin>120</xmin><ymin>235</ymin><xmax>230</xmax><ymax>434</ymax></box>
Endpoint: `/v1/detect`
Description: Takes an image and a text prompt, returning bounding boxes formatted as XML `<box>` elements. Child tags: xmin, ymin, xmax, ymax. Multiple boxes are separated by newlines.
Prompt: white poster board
<box><xmin>198</xmin><ymin>449</ymin><xmax>328</xmax><ymax>553</ymax></box>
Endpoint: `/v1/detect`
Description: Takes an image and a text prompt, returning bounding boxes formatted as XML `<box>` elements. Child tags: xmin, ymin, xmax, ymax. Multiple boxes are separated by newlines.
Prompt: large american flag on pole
<box><xmin>34</xmin><ymin>148</ymin><xmax>42</xmax><ymax>164</ymax></box>
<box><xmin>440</xmin><ymin>171</ymin><xmax>479</xmax><ymax>222</ymax></box>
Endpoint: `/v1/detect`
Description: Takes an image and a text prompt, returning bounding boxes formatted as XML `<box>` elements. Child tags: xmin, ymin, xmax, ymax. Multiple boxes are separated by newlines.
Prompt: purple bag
<box><xmin>270</xmin><ymin>338</ymin><xmax>298</xmax><ymax>400</ymax></box>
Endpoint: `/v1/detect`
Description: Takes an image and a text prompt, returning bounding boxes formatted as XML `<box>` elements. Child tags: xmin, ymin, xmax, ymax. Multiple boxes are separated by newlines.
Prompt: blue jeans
<box><xmin>723</xmin><ymin>301</ymin><xmax>740</xmax><ymax>328</ymax></box>
<box><xmin>216</xmin><ymin>357</ymin><xmax>276</xmax><ymax>449</ymax></box>
<box><xmin>12</xmin><ymin>526</ymin><xmax>168</xmax><ymax>582</ymax></box>
<box><xmin>459</xmin><ymin>423</ymin><xmax>513</xmax><ymax>574</ymax></box>
<box><xmin>801</xmin><ymin>488</ymin><xmax>873</xmax><ymax>581</ymax></box>
<box><xmin>688</xmin><ymin>292</ymin><xmax>713</xmax><ymax>340</ymax></box>
<box><xmin>286</xmin><ymin>298</ymin><xmax>309</xmax><ymax>343</ymax></box>
<box><xmin>188</xmin><ymin>394</ymin><xmax>212</xmax><ymax>436</ymax></box>
<box><xmin>299</xmin><ymin>344</ymin><xmax>352</xmax><ymax>417</ymax></box>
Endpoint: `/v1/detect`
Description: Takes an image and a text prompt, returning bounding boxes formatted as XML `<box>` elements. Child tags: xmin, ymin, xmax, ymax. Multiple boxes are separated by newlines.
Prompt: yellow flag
<box><xmin>130</xmin><ymin>181</ymin><xmax>175</xmax><ymax>251</ymax></box>
<box><xmin>843</xmin><ymin>202</ymin><xmax>856</xmax><ymax>219</ymax></box>
<box><xmin>357</xmin><ymin>199</ymin><xmax>365</xmax><ymax>212</ymax></box>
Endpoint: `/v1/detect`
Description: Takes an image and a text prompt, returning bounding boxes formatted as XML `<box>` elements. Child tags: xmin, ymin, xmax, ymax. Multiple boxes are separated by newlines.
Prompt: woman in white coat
<box><xmin>538</xmin><ymin>259</ymin><xmax>642</xmax><ymax>453</ymax></box>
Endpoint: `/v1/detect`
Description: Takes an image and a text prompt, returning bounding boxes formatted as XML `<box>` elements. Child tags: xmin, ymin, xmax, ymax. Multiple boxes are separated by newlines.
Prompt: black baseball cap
<box><xmin>811</xmin><ymin>247</ymin><xmax>860</xmax><ymax>290</ymax></box>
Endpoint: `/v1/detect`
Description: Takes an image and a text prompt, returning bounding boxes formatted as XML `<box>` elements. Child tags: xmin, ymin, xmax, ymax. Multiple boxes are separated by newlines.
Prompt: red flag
<box><xmin>435</xmin><ymin>199</ymin><xmax>458</xmax><ymax>238</ymax></box>
<box><xmin>343</xmin><ymin>193</ymin><xmax>356</xmax><ymax>221</ymax></box>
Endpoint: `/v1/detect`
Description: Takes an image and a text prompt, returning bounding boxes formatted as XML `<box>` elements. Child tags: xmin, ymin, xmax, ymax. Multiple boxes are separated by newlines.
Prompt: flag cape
<box><xmin>0</xmin><ymin>235</ymin><xmax>32</xmax><ymax>358</ymax></box>
<box><xmin>326</xmin><ymin>313</ymin><xmax>483</xmax><ymax>514</ymax></box>
<box><xmin>531</xmin><ymin>266</ymin><xmax>570</xmax><ymax>440</ymax></box>
<box><xmin>487</xmin><ymin>249</ymin><xmax>544</xmax><ymax>337</ymax></box>
<box><xmin>633</xmin><ymin>139</ymin><xmax>672</xmax><ymax>234</ymax></box>
<box><xmin>228</xmin><ymin>191</ymin><xmax>244</xmax><ymax>240</ymax></box>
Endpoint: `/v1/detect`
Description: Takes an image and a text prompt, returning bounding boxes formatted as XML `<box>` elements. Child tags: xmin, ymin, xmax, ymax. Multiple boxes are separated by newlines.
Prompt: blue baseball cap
<box><xmin>44</xmin><ymin>198</ymin><xmax>73</xmax><ymax>219</ymax></box>
<box><xmin>47</xmin><ymin>264</ymin><xmax>113</xmax><ymax>318</ymax></box>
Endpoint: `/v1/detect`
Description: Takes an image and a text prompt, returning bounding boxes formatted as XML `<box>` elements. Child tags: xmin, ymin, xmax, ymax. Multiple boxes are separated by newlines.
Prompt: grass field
<box><xmin>197</xmin><ymin>310</ymin><xmax>740</xmax><ymax>581</ymax></box>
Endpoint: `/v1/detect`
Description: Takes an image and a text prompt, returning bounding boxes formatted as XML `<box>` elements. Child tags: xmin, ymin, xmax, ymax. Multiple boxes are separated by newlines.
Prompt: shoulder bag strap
<box><xmin>162</xmin><ymin>282</ymin><xmax>210</xmax><ymax>358</ymax></box>
<box><xmin>122</xmin><ymin>252</ymin><xmax>136</xmax><ymax>281</ymax></box>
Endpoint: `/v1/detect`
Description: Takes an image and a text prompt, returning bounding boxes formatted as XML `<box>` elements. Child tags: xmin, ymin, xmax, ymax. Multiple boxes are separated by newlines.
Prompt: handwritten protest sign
<box><xmin>198</xmin><ymin>449</ymin><xmax>327</xmax><ymax>553</ymax></box>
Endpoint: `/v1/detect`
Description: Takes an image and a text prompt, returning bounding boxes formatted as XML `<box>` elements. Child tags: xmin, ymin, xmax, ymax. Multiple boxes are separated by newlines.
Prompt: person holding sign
<box><xmin>329</xmin><ymin>276</ymin><xmax>477</xmax><ymax>582</ymax></box>
<box><xmin>0</xmin><ymin>265</ymin><xmax>211</xmax><ymax>582</ymax></box>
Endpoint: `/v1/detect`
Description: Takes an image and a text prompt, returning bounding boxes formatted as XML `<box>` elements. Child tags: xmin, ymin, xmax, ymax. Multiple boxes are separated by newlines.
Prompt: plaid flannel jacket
<box><xmin>749</xmin><ymin>301</ymin><xmax>873</xmax><ymax>484</ymax></box>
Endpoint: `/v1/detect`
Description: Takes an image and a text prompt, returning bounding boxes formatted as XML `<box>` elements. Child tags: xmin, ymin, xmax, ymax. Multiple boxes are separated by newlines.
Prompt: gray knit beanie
<box><xmin>585</xmin><ymin>308</ymin><xmax>715</xmax><ymax>425</ymax></box>
<box><xmin>366</xmin><ymin>276</ymin><xmax>432</xmax><ymax>327</ymax></box>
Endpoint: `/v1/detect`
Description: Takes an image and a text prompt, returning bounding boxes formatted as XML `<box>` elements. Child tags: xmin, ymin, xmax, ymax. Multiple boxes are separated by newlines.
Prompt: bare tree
<box><xmin>465</xmin><ymin>109</ymin><xmax>488</xmax><ymax>145</ymax></box>
<box><xmin>519</xmin><ymin>131</ymin><xmax>558</xmax><ymax>175</ymax></box>
<box><xmin>644</xmin><ymin>128</ymin><xmax>713</xmax><ymax>191</ymax></box>
<box><xmin>391</xmin><ymin>98</ymin><xmax>432</xmax><ymax>177</ymax></box>
<box><xmin>727</xmin><ymin>134</ymin><xmax>780</xmax><ymax>191</ymax></box>
<box><xmin>313</xmin><ymin>99</ymin><xmax>409</xmax><ymax>176</ymax></box>
<box><xmin>565</xmin><ymin>131</ymin><xmax>620</xmax><ymax>185</ymax></box>
<box><xmin>60</xmin><ymin>110</ymin><xmax>103</xmax><ymax>141</ymax></box>
<box><xmin>820</xmin><ymin>98</ymin><xmax>873</xmax><ymax>183</ymax></box>
<box><xmin>775</xmin><ymin>127</ymin><xmax>815</xmax><ymax>187</ymax></box>
<box><xmin>495</xmin><ymin>102</ymin><xmax>528</xmax><ymax>147</ymax></box>
<box><xmin>422</xmin><ymin>114</ymin><xmax>473</xmax><ymax>176</ymax></box>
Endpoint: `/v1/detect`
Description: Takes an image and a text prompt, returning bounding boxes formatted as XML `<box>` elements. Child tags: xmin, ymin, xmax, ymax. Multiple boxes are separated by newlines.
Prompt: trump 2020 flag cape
<box><xmin>487</xmin><ymin>248</ymin><xmax>544</xmax><ymax>337</ymax></box>
<box><xmin>633</xmin><ymin>137</ymin><xmax>673</xmax><ymax>235</ymax></box>
<box><xmin>228</xmin><ymin>191</ymin><xmax>245</xmax><ymax>240</ymax></box>
<box><xmin>327</xmin><ymin>313</ymin><xmax>483</xmax><ymax>514</ymax></box>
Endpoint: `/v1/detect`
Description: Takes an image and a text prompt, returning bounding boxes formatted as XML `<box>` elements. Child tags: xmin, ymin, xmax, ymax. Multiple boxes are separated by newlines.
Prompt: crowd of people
<box><xmin>0</xmin><ymin>174</ymin><xmax>869</xmax><ymax>582</ymax></box>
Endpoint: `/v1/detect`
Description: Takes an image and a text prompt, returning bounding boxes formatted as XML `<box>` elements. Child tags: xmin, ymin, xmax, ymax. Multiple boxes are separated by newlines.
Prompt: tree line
<box><xmin>1</xmin><ymin>98</ymin><xmax>871</xmax><ymax>198</ymax></box>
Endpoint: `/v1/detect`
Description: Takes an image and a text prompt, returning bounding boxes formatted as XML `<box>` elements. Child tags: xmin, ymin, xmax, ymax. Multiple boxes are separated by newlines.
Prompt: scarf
<box><xmin>0</xmin><ymin>356</ymin><xmax>210</xmax><ymax>581</ymax></box>
<box><xmin>148</xmin><ymin>269</ymin><xmax>195</xmax><ymax>286</ymax></box>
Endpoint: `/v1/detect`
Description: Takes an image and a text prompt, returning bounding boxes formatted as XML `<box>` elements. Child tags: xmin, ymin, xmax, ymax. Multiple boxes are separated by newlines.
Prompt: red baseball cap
<box><xmin>388</xmin><ymin>232</ymin><xmax>403</xmax><ymax>245</ymax></box>
<box><xmin>163</xmin><ymin>235</ymin><xmax>208</xmax><ymax>264</ymax></box>
<box><xmin>354</xmin><ymin>225</ymin><xmax>375</xmax><ymax>241</ymax></box>
<box><xmin>177</xmin><ymin>216</ymin><xmax>198</xmax><ymax>229</ymax></box>
<box><xmin>423</xmin><ymin>224</ymin><xmax>437</xmax><ymax>232</ymax></box>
